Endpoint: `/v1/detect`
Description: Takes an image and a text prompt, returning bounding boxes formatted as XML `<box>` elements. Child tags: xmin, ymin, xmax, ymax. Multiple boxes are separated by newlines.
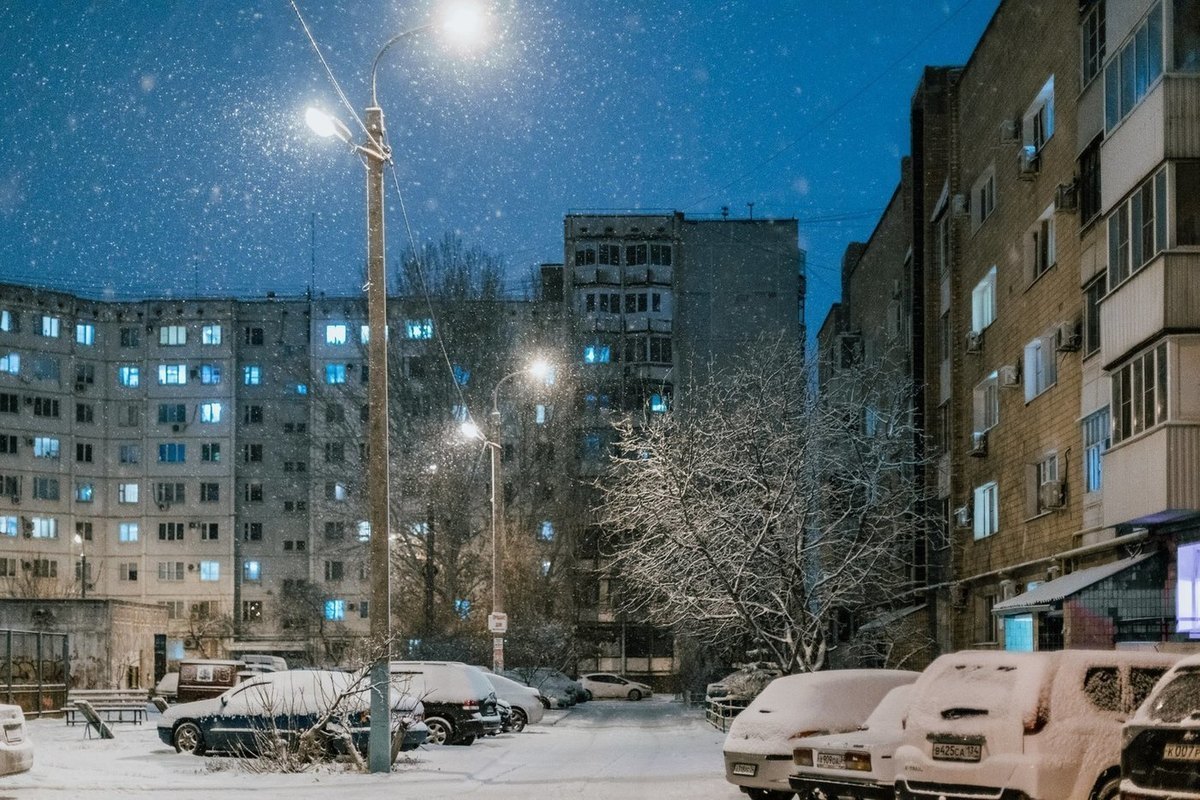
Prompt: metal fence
<box><xmin>704</xmin><ymin>697</ymin><xmax>747</xmax><ymax>732</ymax></box>
<box><xmin>1</xmin><ymin>628</ymin><xmax>69</xmax><ymax>717</ymax></box>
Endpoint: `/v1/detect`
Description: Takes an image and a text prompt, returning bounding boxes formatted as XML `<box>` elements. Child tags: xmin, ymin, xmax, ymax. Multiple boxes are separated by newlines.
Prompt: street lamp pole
<box><xmin>74</xmin><ymin>533</ymin><xmax>87</xmax><ymax>599</ymax></box>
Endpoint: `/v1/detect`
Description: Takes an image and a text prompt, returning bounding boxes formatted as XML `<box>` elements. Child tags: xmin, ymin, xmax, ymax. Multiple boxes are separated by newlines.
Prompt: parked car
<box><xmin>1121</xmin><ymin>650</ymin><xmax>1200</xmax><ymax>800</ymax></box>
<box><xmin>893</xmin><ymin>649</ymin><xmax>1180</xmax><ymax>800</ymax></box>
<box><xmin>0</xmin><ymin>704</ymin><xmax>33</xmax><ymax>776</ymax></box>
<box><xmin>723</xmin><ymin>669</ymin><xmax>919</xmax><ymax>800</ymax></box>
<box><xmin>483</xmin><ymin>671</ymin><xmax>545</xmax><ymax>731</ymax></box>
<box><xmin>580</xmin><ymin>672</ymin><xmax>653</xmax><ymax>700</ymax></box>
<box><xmin>788</xmin><ymin>684</ymin><xmax>914</xmax><ymax>800</ymax></box>
<box><xmin>157</xmin><ymin>669</ymin><xmax>427</xmax><ymax>758</ymax></box>
<box><xmin>707</xmin><ymin>663</ymin><xmax>782</xmax><ymax>704</ymax></box>
<box><xmin>175</xmin><ymin>658</ymin><xmax>245</xmax><ymax>704</ymax></box>
<box><xmin>501</xmin><ymin>667</ymin><xmax>579</xmax><ymax>708</ymax></box>
<box><xmin>239</xmin><ymin>654</ymin><xmax>288</xmax><ymax>673</ymax></box>
<box><xmin>154</xmin><ymin>671</ymin><xmax>180</xmax><ymax>703</ymax></box>
<box><xmin>388</xmin><ymin>661</ymin><xmax>500</xmax><ymax>746</ymax></box>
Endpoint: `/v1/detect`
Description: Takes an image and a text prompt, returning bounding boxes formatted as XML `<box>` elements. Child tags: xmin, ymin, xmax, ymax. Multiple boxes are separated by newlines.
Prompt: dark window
<box><xmin>1079</xmin><ymin>137</ymin><xmax>1102</xmax><ymax>225</ymax></box>
<box><xmin>1084</xmin><ymin>276</ymin><xmax>1106</xmax><ymax>357</ymax></box>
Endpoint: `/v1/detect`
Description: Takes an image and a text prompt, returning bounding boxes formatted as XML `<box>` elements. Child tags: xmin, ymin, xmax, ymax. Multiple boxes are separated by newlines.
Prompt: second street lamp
<box><xmin>305</xmin><ymin>2</ymin><xmax>486</xmax><ymax>774</ymax></box>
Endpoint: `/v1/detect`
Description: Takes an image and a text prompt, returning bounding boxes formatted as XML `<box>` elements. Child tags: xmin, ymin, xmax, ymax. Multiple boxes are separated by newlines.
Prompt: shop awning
<box><xmin>992</xmin><ymin>553</ymin><xmax>1156</xmax><ymax>615</ymax></box>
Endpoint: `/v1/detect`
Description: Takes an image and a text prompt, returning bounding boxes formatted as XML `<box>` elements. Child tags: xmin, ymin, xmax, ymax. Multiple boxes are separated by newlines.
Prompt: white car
<box><xmin>894</xmin><ymin>649</ymin><xmax>1180</xmax><ymax>800</ymax></box>
<box><xmin>483</xmin><ymin>672</ymin><xmax>545</xmax><ymax>731</ymax></box>
<box><xmin>723</xmin><ymin>669</ymin><xmax>919</xmax><ymax>800</ymax></box>
<box><xmin>580</xmin><ymin>672</ymin><xmax>653</xmax><ymax>701</ymax></box>
<box><xmin>1121</xmin><ymin>650</ymin><xmax>1200</xmax><ymax>800</ymax></box>
<box><xmin>788</xmin><ymin>684</ymin><xmax>914</xmax><ymax>800</ymax></box>
<box><xmin>0</xmin><ymin>704</ymin><xmax>32</xmax><ymax>776</ymax></box>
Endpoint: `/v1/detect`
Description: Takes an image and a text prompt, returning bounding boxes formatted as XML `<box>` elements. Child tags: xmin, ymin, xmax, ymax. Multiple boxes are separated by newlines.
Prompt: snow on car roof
<box><xmin>724</xmin><ymin>669</ymin><xmax>918</xmax><ymax>756</ymax></box>
<box><xmin>906</xmin><ymin>651</ymin><xmax>1052</xmax><ymax>732</ymax></box>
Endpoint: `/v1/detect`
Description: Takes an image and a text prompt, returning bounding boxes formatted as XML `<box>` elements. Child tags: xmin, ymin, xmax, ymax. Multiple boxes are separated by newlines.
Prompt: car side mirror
<box><xmin>220</xmin><ymin>696</ymin><xmax>229</xmax><ymax>707</ymax></box>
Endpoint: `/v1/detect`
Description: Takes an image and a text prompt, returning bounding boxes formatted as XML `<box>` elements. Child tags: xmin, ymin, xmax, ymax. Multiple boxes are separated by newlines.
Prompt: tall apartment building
<box><xmin>0</xmin><ymin>284</ymin><xmax>570</xmax><ymax>665</ymax></box>
<box><xmin>821</xmin><ymin>0</ymin><xmax>1200</xmax><ymax>656</ymax></box>
<box><xmin>556</xmin><ymin>211</ymin><xmax>805</xmax><ymax>687</ymax></box>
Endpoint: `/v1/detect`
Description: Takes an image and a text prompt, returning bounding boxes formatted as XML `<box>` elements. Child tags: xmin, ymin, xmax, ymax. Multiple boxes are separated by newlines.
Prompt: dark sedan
<box><xmin>157</xmin><ymin>669</ymin><xmax>426</xmax><ymax>758</ymax></box>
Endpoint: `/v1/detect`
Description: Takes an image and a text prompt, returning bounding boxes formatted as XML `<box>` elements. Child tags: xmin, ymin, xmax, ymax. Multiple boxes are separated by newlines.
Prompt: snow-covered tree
<box><xmin>599</xmin><ymin>336</ymin><xmax>932</xmax><ymax>674</ymax></box>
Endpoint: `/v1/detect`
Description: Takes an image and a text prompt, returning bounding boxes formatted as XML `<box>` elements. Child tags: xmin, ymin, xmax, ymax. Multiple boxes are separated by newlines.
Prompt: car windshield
<box><xmin>1147</xmin><ymin>669</ymin><xmax>1200</xmax><ymax>723</ymax></box>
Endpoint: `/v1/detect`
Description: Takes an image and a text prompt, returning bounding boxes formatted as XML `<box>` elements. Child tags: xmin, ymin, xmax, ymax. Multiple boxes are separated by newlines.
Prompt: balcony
<box><xmin>1100</xmin><ymin>252</ymin><xmax>1200</xmax><ymax>368</ymax></box>
<box><xmin>622</xmin><ymin>266</ymin><xmax>672</xmax><ymax>286</ymax></box>
<box><xmin>1103</xmin><ymin>422</ymin><xmax>1200</xmax><ymax>527</ymax></box>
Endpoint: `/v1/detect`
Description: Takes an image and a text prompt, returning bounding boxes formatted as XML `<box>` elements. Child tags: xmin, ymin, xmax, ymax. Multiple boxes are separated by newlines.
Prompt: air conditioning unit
<box><xmin>951</xmin><ymin>193</ymin><xmax>969</xmax><ymax>217</ymax></box>
<box><xmin>187</xmin><ymin>564</ymin><xmax>196</xmax><ymax>572</ymax></box>
<box><xmin>998</xmin><ymin>118</ymin><xmax>1021</xmax><ymax>143</ymax></box>
<box><xmin>965</xmin><ymin>330</ymin><xmax>984</xmax><ymax>353</ymax></box>
<box><xmin>1054</xmin><ymin>181</ymin><xmax>1078</xmax><ymax>212</ymax></box>
<box><xmin>969</xmin><ymin>431</ymin><xmax>989</xmax><ymax>457</ymax></box>
<box><xmin>1040</xmin><ymin>480</ymin><xmax>1065</xmax><ymax>509</ymax></box>
<box><xmin>999</xmin><ymin>578</ymin><xmax>1018</xmax><ymax>600</ymax></box>
<box><xmin>157</xmin><ymin>502</ymin><xmax>169</xmax><ymax>511</ymax></box>
<box><xmin>954</xmin><ymin>505</ymin><xmax>973</xmax><ymax>528</ymax></box>
<box><xmin>23</xmin><ymin>397</ymin><xmax>32</xmax><ymax>406</ymax></box>
<box><xmin>189</xmin><ymin>368</ymin><xmax>199</xmax><ymax>379</ymax></box>
<box><xmin>188</xmin><ymin>521</ymin><xmax>198</xmax><ymax>529</ymax></box>
<box><xmin>9</xmin><ymin>495</ymin><xmax>18</xmax><ymax>505</ymax></box>
<box><xmin>74</xmin><ymin>382</ymin><xmax>86</xmax><ymax>392</ymax></box>
<box><xmin>998</xmin><ymin>364</ymin><xmax>1020</xmax><ymax>388</ymax></box>
<box><xmin>171</xmin><ymin>423</ymin><xmax>186</xmax><ymax>433</ymax></box>
<box><xmin>1017</xmin><ymin>146</ymin><xmax>1039</xmax><ymax>179</ymax></box>
<box><xmin>1055</xmin><ymin>322</ymin><xmax>1081</xmax><ymax>352</ymax></box>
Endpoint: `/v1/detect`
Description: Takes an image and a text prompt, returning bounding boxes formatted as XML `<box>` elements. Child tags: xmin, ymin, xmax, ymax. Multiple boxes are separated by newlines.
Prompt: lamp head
<box><xmin>460</xmin><ymin>420</ymin><xmax>481</xmax><ymax>440</ymax></box>
<box><xmin>439</xmin><ymin>1</ymin><xmax>487</xmax><ymax>49</ymax></box>
<box><xmin>528</xmin><ymin>359</ymin><xmax>553</xmax><ymax>383</ymax></box>
<box><xmin>305</xmin><ymin>107</ymin><xmax>353</xmax><ymax>145</ymax></box>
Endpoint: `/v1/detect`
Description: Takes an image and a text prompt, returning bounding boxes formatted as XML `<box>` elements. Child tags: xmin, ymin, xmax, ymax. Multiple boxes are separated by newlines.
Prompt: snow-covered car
<box><xmin>389</xmin><ymin>661</ymin><xmax>500</xmax><ymax>746</ymax></box>
<box><xmin>788</xmin><ymin>684</ymin><xmax>914</xmax><ymax>800</ymax></box>
<box><xmin>580</xmin><ymin>672</ymin><xmax>653</xmax><ymax>700</ymax></box>
<box><xmin>503</xmin><ymin>667</ymin><xmax>583</xmax><ymax>707</ymax></box>
<box><xmin>154</xmin><ymin>671</ymin><xmax>179</xmax><ymax>703</ymax></box>
<box><xmin>707</xmin><ymin>664</ymin><xmax>781</xmax><ymax>704</ymax></box>
<box><xmin>157</xmin><ymin>669</ymin><xmax>427</xmax><ymax>758</ymax></box>
<box><xmin>723</xmin><ymin>668</ymin><xmax>919</xmax><ymax>800</ymax></box>
<box><xmin>483</xmin><ymin>671</ymin><xmax>545</xmax><ymax>731</ymax></box>
<box><xmin>893</xmin><ymin>649</ymin><xmax>1180</xmax><ymax>800</ymax></box>
<box><xmin>0</xmin><ymin>704</ymin><xmax>33</xmax><ymax>776</ymax></box>
<box><xmin>1120</xmin><ymin>650</ymin><xmax>1200</xmax><ymax>800</ymax></box>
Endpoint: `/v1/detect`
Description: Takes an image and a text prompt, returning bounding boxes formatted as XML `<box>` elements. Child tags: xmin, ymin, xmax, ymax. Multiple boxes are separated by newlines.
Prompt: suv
<box><xmin>894</xmin><ymin>649</ymin><xmax>1179</xmax><ymax>800</ymax></box>
<box><xmin>388</xmin><ymin>661</ymin><xmax>500</xmax><ymax>746</ymax></box>
<box><xmin>1121</xmin><ymin>650</ymin><xmax>1200</xmax><ymax>800</ymax></box>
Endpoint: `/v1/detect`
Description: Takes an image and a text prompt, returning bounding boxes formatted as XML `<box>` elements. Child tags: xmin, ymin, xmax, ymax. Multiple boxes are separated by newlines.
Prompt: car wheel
<box><xmin>1092</xmin><ymin>774</ymin><xmax>1120</xmax><ymax>800</ymax></box>
<box><xmin>746</xmin><ymin>790</ymin><xmax>794</xmax><ymax>800</ymax></box>
<box><xmin>452</xmin><ymin>734</ymin><xmax>476</xmax><ymax>746</ymax></box>
<box><xmin>172</xmin><ymin>720</ymin><xmax>206</xmax><ymax>756</ymax></box>
<box><xmin>424</xmin><ymin>717</ymin><xmax>453</xmax><ymax>746</ymax></box>
<box><xmin>627</xmin><ymin>688</ymin><xmax>642</xmax><ymax>701</ymax></box>
<box><xmin>583</xmin><ymin>689</ymin><xmax>593</xmax><ymax>701</ymax></box>
<box><xmin>509</xmin><ymin>707</ymin><xmax>528</xmax><ymax>733</ymax></box>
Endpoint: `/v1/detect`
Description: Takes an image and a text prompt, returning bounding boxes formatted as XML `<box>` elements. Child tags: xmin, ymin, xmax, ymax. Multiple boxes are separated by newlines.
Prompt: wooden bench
<box><xmin>64</xmin><ymin>689</ymin><xmax>149</xmax><ymax>726</ymax></box>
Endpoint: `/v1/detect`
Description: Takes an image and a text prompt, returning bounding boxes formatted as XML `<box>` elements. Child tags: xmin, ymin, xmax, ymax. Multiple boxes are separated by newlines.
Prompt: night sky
<box><xmin>0</xmin><ymin>0</ymin><xmax>1000</xmax><ymax>341</ymax></box>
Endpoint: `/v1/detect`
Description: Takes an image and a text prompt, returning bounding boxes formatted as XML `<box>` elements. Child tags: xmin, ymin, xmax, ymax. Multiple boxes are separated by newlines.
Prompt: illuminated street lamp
<box><xmin>305</xmin><ymin>1</ymin><xmax>486</xmax><ymax>773</ymax></box>
<box><xmin>461</xmin><ymin>359</ymin><xmax>553</xmax><ymax>672</ymax></box>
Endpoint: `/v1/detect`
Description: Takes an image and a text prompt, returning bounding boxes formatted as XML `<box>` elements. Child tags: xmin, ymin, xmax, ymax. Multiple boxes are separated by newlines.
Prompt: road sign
<box><xmin>488</xmin><ymin>612</ymin><xmax>508</xmax><ymax>633</ymax></box>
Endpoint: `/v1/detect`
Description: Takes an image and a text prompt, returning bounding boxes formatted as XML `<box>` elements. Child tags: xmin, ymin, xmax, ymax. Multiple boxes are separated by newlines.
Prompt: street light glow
<box><xmin>440</xmin><ymin>1</ymin><xmax>487</xmax><ymax>48</ymax></box>
<box><xmin>461</xmin><ymin>420</ymin><xmax>482</xmax><ymax>440</ymax></box>
<box><xmin>528</xmin><ymin>359</ymin><xmax>552</xmax><ymax>382</ymax></box>
<box><xmin>304</xmin><ymin>107</ymin><xmax>352</xmax><ymax>144</ymax></box>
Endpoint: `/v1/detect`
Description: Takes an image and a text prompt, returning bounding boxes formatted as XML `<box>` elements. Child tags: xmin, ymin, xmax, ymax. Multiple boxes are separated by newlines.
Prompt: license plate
<box><xmin>731</xmin><ymin>762</ymin><xmax>757</xmax><ymax>777</ymax></box>
<box><xmin>3</xmin><ymin>726</ymin><xmax>21</xmax><ymax>744</ymax></box>
<box><xmin>931</xmin><ymin>742</ymin><xmax>981</xmax><ymax>762</ymax></box>
<box><xmin>816</xmin><ymin>752</ymin><xmax>844</xmax><ymax>769</ymax></box>
<box><xmin>1164</xmin><ymin>743</ymin><xmax>1200</xmax><ymax>761</ymax></box>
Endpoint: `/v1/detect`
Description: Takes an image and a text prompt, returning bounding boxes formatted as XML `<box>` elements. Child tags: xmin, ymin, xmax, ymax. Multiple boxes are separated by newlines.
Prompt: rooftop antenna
<box><xmin>721</xmin><ymin>205</ymin><xmax>729</xmax><ymax>220</ymax></box>
<box><xmin>747</xmin><ymin>201</ymin><xmax>755</xmax><ymax>220</ymax></box>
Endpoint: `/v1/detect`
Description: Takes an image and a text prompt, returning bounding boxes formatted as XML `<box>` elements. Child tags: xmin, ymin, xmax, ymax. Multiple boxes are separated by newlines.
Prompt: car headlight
<box><xmin>793</xmin><ymin>748</ymin><xmax>814</xmax><ymax>767</ymax></box>
<box><xmin>843</xmin><ymin>752</ymin><xmax>872</xmax><ymax>771</ymax></box>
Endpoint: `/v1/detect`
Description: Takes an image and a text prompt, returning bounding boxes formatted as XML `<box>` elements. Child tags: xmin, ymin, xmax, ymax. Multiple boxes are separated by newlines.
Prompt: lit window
<box><xmin>973</xmin><ymin>482</ymin><xmax>999</xmax><ymax>540</ymax></box>
<box><xmin>76</xmin><ymin>482</ymin><xmax>94</xmax><ymax>502</ymax></box>
<box><xmin>539</xmin><ymin>521</ymin><xmax>554</xmax><ymax>541</ymax></box>
<box><xmin>76</xmin><ymin>323</ymin><xmax>95</xmax><ymax>346</ymax></box>
<box><xmin>357</xmin><ymin>521</ymin><xmax>370</xmax><ymax>542</ymax></box>
<box><xmin>325</xmin><ymin>324</ymin><xmax>348</xmax><ymax>345</ymax></box>
<box><xmin>158</xmin><ymin>364</ymin><xmax>187</xmax><ymax>385</ymax></box>
<box><xmin>971</xmin><ymin>267</ymin><xmax>997</xmax><ymax>333</ymax></box>
<box><xmin>296</xmin><ymin>383</ymin><xmax>308</xmax><ymax>395</ymax></box>
<box><xmin>119</xmin><ymin>483</ymin><xmax>139</xmax><ymax>504</ymax></box>
<box><xmin>404</xmin><ymin>319</ymin><xmax>434</xmax><ymax>340</ymax></box>
<box><xmin>33</xmin><ymin>437</ymin><xmax>60</xmax><ymax>459</ymax></box>
<box><xmin>650</xmin><ymin>393</ymin><xmax>668</xmax><ymax>413</ymax></box>
<box><xmin>453</xmin><ymin>364</ymin><xmax>471</xmax><ymax>386</ymax></box>
<box><xmin>325</xmin><ymin>363</ymin><xmax>347</xmax><ymax>384</ymax></box>
<box><xmin>158</xmin><ymin>443</ymin><xmax>186</xmax><ymax>463</ymax></box>
<box><xmin>0</xmin><ymin>517</ymin><xmax>16</xmax><ymax>536</ymax></box>
<box><xmin>200</xmin><ymin>402</ymin><xmax>222</xmax><ymax>423</ymax></box>
<box><xmin>199</xmin><ymin>561</ymin><xmax>220</xmax><ymax>582</ymax></box>
<box><xmin>40</xmin><ymin>316</ymin><xmax>60</xmax><ymax>338</ymax></box>
<box><xmin>1177</xmin><ymin>541</ymin><xmax>1200</xmax><ymax>635</ymax></box>
<box><xmin>0</xmin><ymin>311</ymin><xmax>11</xmax><ymax>332</ymax></box>
<box><xmin>536</xmin><ymin>404</ymin><xmax>547</xmax><ymax>425</ymax></box>
<box><xmin>243</xmin><ymin>365</ymin><xmax>261</xmax><ymax>385</ymax></box>
<box><xmin>454</xmin><ymin>599</ymin><xmax>471</xmax><ymax>619</ymax></box>
<box><xmin>200</xmin><ymin>364</ymin><xmax>221</xmax><ymax>384</ymax></box>
<box><xmin>583</xmin><ymin>344</ymin><xmax>611</xmax><ymax>364</ymax></box>
<box><xmin>201</xmin><ymin>324</ymin><xmax>222</xmax><ymax>345</ymax></box>
<box><xmin>31</xmin><ymin>517</ymin><xmax>58</xmax><ymax>539</ymax></box>
<box><xmin>325</xmin><ymin>599</ymin><xmax>346</xmax><ymax>620</ymax></box>
<box><xmin>243</xmin><ymin>561</ymin><xmax>261</xmax><ymax>581</ymax></box>
<box><xmin>359</xmin><ymin>325</ymin><xmax>371</xmax><ymax>344</ymax></box>
<box><xmin>159</xmin><ymin>325</ymin><xmax>187</xmax><ymax>346</ymax></box>
<box><xmin>118</xmin><ymin>365</ymin><xmax>139</xmax><ymax>387</ymax></box>
<box><xmin>541</xmin><ymin>559</ymin><xmax>552</xmax><ymax>576</ymax></box>
<box><xmin>119</xmin><ymin>522</ymin><xmax>139</xmax><ymax>542</ymax></box>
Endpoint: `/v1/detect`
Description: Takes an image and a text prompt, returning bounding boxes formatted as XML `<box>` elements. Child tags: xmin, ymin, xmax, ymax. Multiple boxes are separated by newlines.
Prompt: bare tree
<box><xmin>598</xmin><ymin>336</ymin><xmax>933</xmax><ymax>675</ymax></box>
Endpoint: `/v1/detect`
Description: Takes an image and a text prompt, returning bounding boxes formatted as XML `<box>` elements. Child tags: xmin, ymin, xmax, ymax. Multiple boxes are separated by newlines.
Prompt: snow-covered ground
<box><xmin>8</xmin><ymin>696</ymin><xmax>733</xmax><ymax>799</ymax></box>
